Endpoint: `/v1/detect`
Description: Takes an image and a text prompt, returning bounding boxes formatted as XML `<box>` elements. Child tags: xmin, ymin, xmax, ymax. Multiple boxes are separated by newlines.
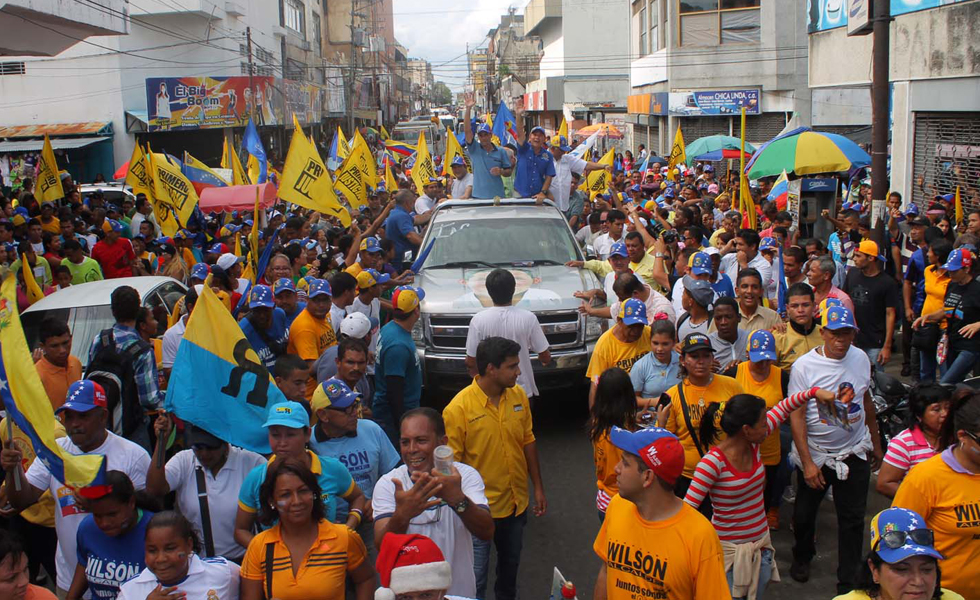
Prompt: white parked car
<box><xmin>21</xmin><ymin>276</ymin><xmax>186</xmax><ymax>366</ymax></box>
<box><xmin>78</xmin><ymin>183</ymin><xmax>137</xmax><ymax>206</ymax></box>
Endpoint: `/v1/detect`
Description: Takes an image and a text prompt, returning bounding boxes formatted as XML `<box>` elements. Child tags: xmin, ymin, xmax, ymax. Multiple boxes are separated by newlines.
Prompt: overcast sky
<box><xmin>392</xmin><ymin>0</ymin><xmax>524</xmax><ymax>91</ymax></box>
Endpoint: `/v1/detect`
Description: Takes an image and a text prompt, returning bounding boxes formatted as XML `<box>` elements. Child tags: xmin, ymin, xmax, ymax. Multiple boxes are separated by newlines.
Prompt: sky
<box><xmin>392</xmin><ymin>0</ymin><xmax>524</xmax><ymax>92</ymax></box>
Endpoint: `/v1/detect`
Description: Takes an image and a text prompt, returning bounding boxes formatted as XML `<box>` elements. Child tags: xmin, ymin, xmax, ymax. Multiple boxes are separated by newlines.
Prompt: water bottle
<box><xmin>433</xmin><ymin>445</ymin><xmax>454</xmax><ymax>476</ymax></box>
<box><xmin>561</xmin><ymin>581</ymin><xmax>577</xmax><ymax>600</ymax></box>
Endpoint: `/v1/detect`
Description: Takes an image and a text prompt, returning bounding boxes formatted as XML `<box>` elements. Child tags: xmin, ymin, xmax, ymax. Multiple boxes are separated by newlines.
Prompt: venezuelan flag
<box><xmin>385</xmin><ymin>140</ymin><xmax>416</xmax><ymax>158</ymax></box>
<box><xmin>768</xmin><ymin>170</ymin><xmax>789</xmax><ymax>210</ymax></box>
<box><xmin>492</xmin><ymin>100</ymin><xmax>519</xmax><ymax>145</ymax></box>
<box><xmin>182</xmin><ymin>152</ymin><xmax>229</xmax><ymax>195</ymax></box>
<box><xmin>164</xmin><ymin>284</ymin><xmax>288</xmax><ymax>454</ymax></box>
<box><xmin>0</xmin><ymin>274</ymin><xmax>105</xmax><ymax>489</ymax></box>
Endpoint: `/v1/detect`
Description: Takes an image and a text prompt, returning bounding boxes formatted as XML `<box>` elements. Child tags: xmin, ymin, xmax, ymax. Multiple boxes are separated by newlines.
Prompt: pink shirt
<box><xmin>883</xmin><ymin>425</ymin><xmax>937</xmax><ymax>471</ymax></box>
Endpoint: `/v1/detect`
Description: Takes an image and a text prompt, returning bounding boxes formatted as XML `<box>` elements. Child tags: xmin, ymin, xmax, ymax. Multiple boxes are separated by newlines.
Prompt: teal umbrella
<box><xmin>685</xmin><ymin>135</ymin><xmax>756</xmax><ymax>162</ymax></box>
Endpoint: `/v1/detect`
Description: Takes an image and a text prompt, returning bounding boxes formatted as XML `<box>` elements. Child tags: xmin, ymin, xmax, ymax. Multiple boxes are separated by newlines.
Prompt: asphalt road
<box><xmin>445</xmin><ymin>362</ymin><xmax>904</xmax><ymax>600</ymax></box>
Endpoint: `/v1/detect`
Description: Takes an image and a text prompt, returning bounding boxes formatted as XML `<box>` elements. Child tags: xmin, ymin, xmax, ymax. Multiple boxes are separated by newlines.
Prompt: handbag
<box><xmin>911</xmin><ymin>322</ymin><xmax>941</xmax><ymax>352</ymax></box>
<box><xmin>937</xmin><ymin>331</ymin><xmax>949</xmax><ymax>365</ymax></box>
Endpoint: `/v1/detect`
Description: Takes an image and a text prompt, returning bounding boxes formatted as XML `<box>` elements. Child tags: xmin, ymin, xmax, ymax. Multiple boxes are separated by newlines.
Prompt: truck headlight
<box><xmin>585</xmin><ymin>314</ymin><xmax>603</xmax><ymax>342</ymax></box>
<box><xmin>411</xmin><ymin>320</ymin><xmax>424</xmax><ymax>344</ymax></box>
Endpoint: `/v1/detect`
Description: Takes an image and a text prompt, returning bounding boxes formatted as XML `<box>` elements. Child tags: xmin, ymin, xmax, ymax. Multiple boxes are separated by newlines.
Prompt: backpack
<box><xmin>84</xmin><ymin>329</ymin><xmax>153</xmax><ymax>439</ymax></box>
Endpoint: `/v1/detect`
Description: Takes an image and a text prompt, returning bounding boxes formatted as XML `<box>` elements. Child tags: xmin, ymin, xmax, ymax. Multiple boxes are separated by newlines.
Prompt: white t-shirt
<box><xmin>593</xmin><ymin>231</ymin><xmax>625</xmax><ymax>261</ymax></box>
<box><xmin>161</xmin><ymin>317</ymin><xmax>187</xmax><ymax>369</ymax></box>
<box><xmin>348</xmin><ymin>296</ymin><xmax>381</xmax><ymax>373</ymax></box>
<box><xmin>575</xmin><ymin>226</ymin><xmax>600</xmax><ymax>247</ymax></box>
<box><xmin>720</xmin><ymin>251</ymin><xmax>772</xmax><ymax>293</ymax></box>
<box><xmin>330</xmin><ymin>303</ymin><xmax>347</xmax><ymax>334</ymax></box>
<box><xmin>373</xmin><ymin>463</ymin><xmax>489</xmax><ymax>599</ymax></box>
<box><xmin>465</xmin><ymin>306</ymin><xmax>549</xmax><ymax>397</ymax></box>
<box><xmin>25</xmin><ymin>432</ymin><xmax>151</xmax><ymax>591</ymax></box>
<box><xmin>788</xmin><ymin>345</ymin><xmax>871</xmax><ymax>453</ymax></box>
<box><xmin>450</xmin><ymin>173</ymin><xmax>474</xmax><ymax>199</ymax></box>
<box><xmin>552</xmin><ymin>154</ymin><xmax>587</xmax><ymax>212</ymax></box>
<box><xmin>609</xmin><ymin>286</ymin><xmax>676</xmax><ymax>325</ymax></box>
<box><xmin>415</xmin><ymin>195</ymin><xmax>437</xmax><ymax>215</ymax></box>
<box><xmin>671</xmin><ymin>282</ymin><xmax>686</xmax><ymax>319</ymax></box>
<box><xmin>164</xmin><ymin>447</ymin><xmax>266</xmax><ymax>560</ymax></box>
<box><xmin>117</xmin><ymin>555</ymin><xmax>240</xmax><ymax>600</ymax></box>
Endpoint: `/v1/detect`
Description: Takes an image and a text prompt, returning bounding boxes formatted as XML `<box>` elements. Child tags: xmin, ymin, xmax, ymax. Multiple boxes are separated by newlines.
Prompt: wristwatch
<box><xmin>452</xmin><ymin>498</ymin><xmax>469</xmax><ymax>514</ymax></box>
<box><xmin>655</xmin><ymin>253</ymin><xmax>667</xmax><ymax>258</ymax></box>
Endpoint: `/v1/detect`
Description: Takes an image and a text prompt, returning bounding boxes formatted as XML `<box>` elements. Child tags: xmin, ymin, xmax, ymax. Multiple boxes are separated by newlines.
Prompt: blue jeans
<box><xmin>940</xmin><ymin>349</ymin><xmax>980</xmax><ymax>384</ymax></box>
<box><xmin>726</xmin><ymin>548</ymin><xmax>774</xmax><ymax>600</ymax></box>
<box><xmin>919</xmin><ymin>349</ymin><xmax>947</xmax><ymax>382</ymax></box>
<box><xmin>473</xmin><ymin>510</ymin><xmax>527</xmax><ymax>600</ymax></box>
<box><xmin>864</xmin><ymin>347</ymin><xmax>881</xmax><ymax>370</ymax></box>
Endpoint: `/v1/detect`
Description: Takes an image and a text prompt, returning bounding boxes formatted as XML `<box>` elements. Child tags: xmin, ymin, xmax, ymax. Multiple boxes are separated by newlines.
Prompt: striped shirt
<box><xmin>883</xmin><ymin>425</ymin><xmax>938</xmax><ymax>471</ymax></box>
<box><xmin>684</xmin><ymin>387</ymin><xmax>817</xmax><ymax>543</ymax></box>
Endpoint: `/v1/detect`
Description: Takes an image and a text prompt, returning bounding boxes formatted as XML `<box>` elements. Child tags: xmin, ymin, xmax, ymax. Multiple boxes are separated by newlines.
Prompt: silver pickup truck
<box><xmin>407</xmin><ymin>199</ymin><xmax>603</xmax><ymax>394</ymax></box>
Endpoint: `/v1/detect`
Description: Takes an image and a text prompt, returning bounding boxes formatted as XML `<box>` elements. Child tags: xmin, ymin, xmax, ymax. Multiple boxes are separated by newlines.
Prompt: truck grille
<box><xmin>427</xmin><ymin>311</ymin><xmax>581</xmax><ymax>351</ymax></box>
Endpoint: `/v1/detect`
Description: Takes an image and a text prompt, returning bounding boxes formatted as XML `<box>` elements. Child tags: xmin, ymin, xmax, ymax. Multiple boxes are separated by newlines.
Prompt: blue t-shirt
<box><xmin>513</xmin><ymin>142</ymin><xmax>556</xmax><ymax>198</ymax></box>
<box><xmin>385</xmin><ymin>205</ymin><xmax>418</xmax><ymax>258</ymax></box>
<box><xmin>76</xmin><ymin>510</ymin><xmax>152</xmax><ymax>599</ymax></box>
<box><xmin>711</xmin><ymin>273</ymin><xmax>735</xmax><ymax>298</ymax></box>
<box><xmin>373</xmin><ymin>320</ymin><xmax>423</xmax><ymax>431</ymax></box>
<box><xmin>238</xmin><ymin>307</ymin><xmax>289</xmax><ymax>370</ymax></box>
<box><xmin>466</xmin><ymin>140</ymin><xmax>511</xmax><ymax>199</ymax></box>
<box><xmin>237</xmin><ymin>451</ymin><xmax>354</xmax><ymax>524</ymax></box>
<box><xmin>904</xmin><ymin>247</ymin><xmax>927</xmax><ymax>314</ymax></box>
<box><xmin>282</xmin><ymin>302</ymin><xmax>306</xmax><ymax>327</ymax></box>
<box><xmin>309</xmin><ymin>419</ymin><xmax>400</xmax><ymax>519</ymax></box>
<box><xmin>629</xmin><ymin>351</ymin><xmax>682</xmax><ymax>399</ymax></box>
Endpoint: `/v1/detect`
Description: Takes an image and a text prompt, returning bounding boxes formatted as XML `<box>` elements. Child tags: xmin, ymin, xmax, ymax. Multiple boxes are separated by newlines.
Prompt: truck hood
<box><xmin>414</xmin><ymin>265</ymin><xmax>597</xmax><ymax>315</ymax></box>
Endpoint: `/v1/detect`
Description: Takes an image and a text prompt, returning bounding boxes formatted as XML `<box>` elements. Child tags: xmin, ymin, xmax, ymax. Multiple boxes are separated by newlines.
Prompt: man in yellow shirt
<box><xmin>586</xmin><ymin>298</ymin><xmax>651</xmax><ymax>408</ymax></box>
<box><xmin>594</xmin><ymin>426</ymin><xmax>730</xmax><ymax>600</ymax></box>
<box><xmin>32</xmin><ymin>319</ymin><xmax>82</xmax><ymax>410</ymax></box>
<box><xmin>733</xmin><ymin>268</ymin><xmax>782</xmax><ymax>334</ymax></box>
<box><xmin>287</xmin><ymin>279</ymin><xmax>338</xmax><ymax>399</ymax></box>
<box><xmin>443</xmin><ymin>336</ymin><xmax>546</xmax><ymax>600</ymax></box>
<box><xmin>624</xmin><ymin>232</ymin><xmax>667</xmax><ymax>294</ymax></box>
<box><xmin>774</xmin><ymin>282</ymin><xmax>823</xmax><ymax>371</ymax></box>
<box><xmin>344</xmin><ymin>236</ymin><xmax>382</xmax><ymax>278</ymax></box>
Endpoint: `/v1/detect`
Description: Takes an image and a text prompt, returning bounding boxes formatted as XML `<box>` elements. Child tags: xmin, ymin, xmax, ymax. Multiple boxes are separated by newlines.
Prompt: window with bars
<box><xmin>312</xmin><ymin>12</ymin><xmax>321</xmax><ymax>54</ymax></box>
<box><xmin>0</xmin><ymin>62</ymin><xmax>25</xmax><ymax>75</ymax></box>
<box><xmin>650</xmin><ymin>0</ymin><xmax>661</xmax><ymax>52</ymax></box>
<box><xmin>639</xmin><ymin>3</ymin><xmax>648</xmax><ymax>55</ymax></box>
<box><xmin>284</xmin><ymin>0</ymin><xmax>305</xmax><ymax>35</ymax></box>
<box><xmin>912</xmin><ymin>113</ymin><xmax>980</xmax><ymax>212</ymax></box>
<box><xmin>679</xmin><ymin>0</ymin><xmax>760</xmax><ymax>47</ymax></box>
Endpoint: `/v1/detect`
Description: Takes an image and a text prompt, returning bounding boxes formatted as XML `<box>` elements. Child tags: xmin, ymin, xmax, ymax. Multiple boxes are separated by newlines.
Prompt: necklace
<box><xmin>687</xmin><ymin>374</ymin><xmax>714</xmax><ymax>408</ymax></box>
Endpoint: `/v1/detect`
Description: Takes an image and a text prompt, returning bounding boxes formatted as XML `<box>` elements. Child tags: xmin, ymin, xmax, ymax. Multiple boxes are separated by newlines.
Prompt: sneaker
<box><xmin>767</xmin><ymin>507</ymin><xmax>780</xmax><ymax>530</ymax></box>
<box><xmin>825</xmin><ymin>488</ymin><xmax>834</xmax><ymax>502</ymax></box>
<box><xmin>901</xmin><ymin>364</ymin><xmax>912</xmax><ymax>377</ymax></box>
<box><xmin>782</xmin><ymin>486</ymin><xmax>796</xmax><ymax>504</ymax></box>
<box><xmin>790</xmin><ymin>560</ymin><xmax>810</xmax><ymax>583</ymax></box>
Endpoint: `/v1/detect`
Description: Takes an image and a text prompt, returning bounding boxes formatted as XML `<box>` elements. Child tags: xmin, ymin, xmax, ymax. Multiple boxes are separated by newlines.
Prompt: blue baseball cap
<box><xmin>359</xmin><ymin>236</ymin><xmax>382</xmax><ymax>253</ymax></box>
<box><xmin>56</xmin><ymin>380</ymin><xmax>108</xmax><ymax>415</ymax></box>
<box><xmin>450</xmin><ymin>155</ymin><xmax>466</xmax><ymax>167</ymax></box>
<box><xmin>903</xmin><ymin>203</ymin><xmax>919</xmax><ymax>216</ymax></box>
<box><xmin>207</xmin><ymin>242</ymin><xmax>224</xmax><ymax>254</ymax></box>
<box><xmin>549</xmin><ymin>135</ymin><xmax>571</xmax><ymax>152</ymax></box>
<box><xmin>476</xmin><ymin>123</ymin><xmax>491</xmax><ymax>135</ymax></box>
<box><xmin>663</xmin><ymin>187</ymin><xmax>675</xmax><ymax>199</ymax></box>
<box><xmin>530</xmin><ymin>126</ymin><xmax>546</xmax><ymax>135</ymax></box>
<box><xmin>301</xmin><ymin>238</ymin><xmax>319</xmax><ymax>250</ymax></box>
<box><xmin>870</xmin><ymin>507</ymin><xmax>943</xmax><ymax>564</ymax></box>
<box><xmin>942</xmin><ymin>247</ymin><xmax>972</xmax><ymax>272</ymax></box>
<box><xmin>190</xmin><ymin>263</ymin><xmax>210</xmax><ymax>281</ymax></box>
<box><xmin>308</xmin><ymin>278</ymin><xmax>332</xmax><ymax>298</ymax></box>
<box><xmin>760</xmin><ymin>236</ymin><xmax>778</xmax><ymax>251</ymax></box>
<box><xmin>703</xmin><ymin>164</ymin><xmax>714</xmax><ymax>173</ymax></box>
<box><xmin>609</xmin><ymin>242</ymin><xmax>628</xmax><ymax>259</ymax></box>
<box><xmin>263</xmin><ymin>401</ymin><xmax>310</xmax><ymax>430</ymax></box>
<box><xmin>273</xmin><ymin>278</ymin><xmax>296</xmax><ymax>295</ymax></box>
<box><xmin>618</xmin><ymin>298</ymin><xmax>648</xmax><ymax>326</ymax></box>
<box><xmin>690</xmin><ymin>252</ymin><xmax>712</xmax><ymax>276</ymax></box>
<box><xmin>748</xmin><ymin>330</ymin><xmax>777</xmax><ymax>362</ymax></box>
<box><xmin>248</xmin><ymin>284</ymin><xmax>275</xmax><ymax>309</ymax></box>
<box><xmin>106</xmin><ymin>219</ymin><xmax>124</xmax><ymax>233</ymax></box>
<box><xmin>311</xmin><ymin>378</ymin><xmax>360</xmax><ymax>414</ymax></box>
<box><xmin>609</xmin><ymin>426</ymin><xmax>684</xmax><ymax>485</ymax></box>
<box><xmin>821</xmin><ymin>306</ymin><xmax>857</xmax><ymax>330</ymax></box>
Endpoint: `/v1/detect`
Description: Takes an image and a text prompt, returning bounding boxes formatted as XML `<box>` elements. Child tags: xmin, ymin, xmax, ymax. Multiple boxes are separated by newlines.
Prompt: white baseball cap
<box><xmin>216</xmin><ymin>252</ymin><xmax>244</xmax><ymax>271</ymax></box>
<box><xmin>340</xmin><ymin>312</ymin><xmax>372</xmax><ymax>339</ymax></box>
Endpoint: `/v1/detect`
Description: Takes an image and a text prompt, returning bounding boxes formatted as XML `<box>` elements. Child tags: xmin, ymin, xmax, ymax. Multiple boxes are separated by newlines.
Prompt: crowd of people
<box><xmin>0</xmin><ymin>96</ymin><xmax>978</xmax><ymax>600</ymax></box>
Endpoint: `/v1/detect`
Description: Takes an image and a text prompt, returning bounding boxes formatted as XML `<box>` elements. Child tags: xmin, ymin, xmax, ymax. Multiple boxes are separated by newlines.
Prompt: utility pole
<box><xmin>871</xmin><ymin>0</ymin><xmax>890</xmax><ymax>218</ymax></box>
<box><xmin>347</xmin><ymin>0</ymin><xmax>357</xmax><ymax>135</ymax></box>
<box><xmin>246</xmin><ymin>26</ymin><xmax>255</xmax><ymax>121</ymax></box>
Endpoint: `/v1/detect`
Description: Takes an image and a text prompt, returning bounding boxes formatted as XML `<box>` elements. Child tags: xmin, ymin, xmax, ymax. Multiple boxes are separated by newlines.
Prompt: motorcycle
<box><xmin>871</xmin><ymin>370</ymin><xmax>911</xmax><ymax>450</ymax></box>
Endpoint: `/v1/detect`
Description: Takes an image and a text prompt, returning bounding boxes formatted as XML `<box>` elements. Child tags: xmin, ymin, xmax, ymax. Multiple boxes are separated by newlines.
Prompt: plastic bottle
<box><xmin>433</xmin><ymin>445</ymin><xmax>454</xmax><ymax>475</ymax></box>
<box><xmin>561</xmin><ymin>581</ymin><xmax>577</xmax><ymax>600</ymax></box>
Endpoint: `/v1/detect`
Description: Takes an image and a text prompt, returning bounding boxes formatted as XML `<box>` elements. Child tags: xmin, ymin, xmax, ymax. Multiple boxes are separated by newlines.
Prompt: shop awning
<box><xmin>125</xmin><ymin>111</ymin><xmax>149</xmax><ymax>133</ymax></box>
<box><xmin>0</xmin><ymin>122</ymin><xmax>112</xmax><ymax>138</ymax></box>
<box><xmin>0</xmin><ymin>136</ymin><xmax>110</xmax><ymax>153</ymax></box>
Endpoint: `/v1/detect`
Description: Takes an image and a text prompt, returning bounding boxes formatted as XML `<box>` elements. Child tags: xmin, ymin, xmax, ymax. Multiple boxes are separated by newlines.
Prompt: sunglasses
<box><xmin>964</xmin><ymin>430</ymin><xmax>980</xmax><ymax>445</ymax></box>
<box><xmin>326</xmin><ymin>404</ymin><xmax>358</xmax><ymax>415</ymax></box>
<box><xmin>875</xmin><ymin>528</ymin><xmax>935</xmax><ymax>551</ymax></box>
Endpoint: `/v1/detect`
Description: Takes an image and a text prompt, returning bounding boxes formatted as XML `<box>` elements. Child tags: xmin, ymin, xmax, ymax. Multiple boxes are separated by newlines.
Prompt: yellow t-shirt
<box><xmin>287</xmin><ymin>308</ymin><xmax>338</xmax><ymax>398</ymax></box>
<box><xmin>735</xmin><ymin>362</ymin><xmax>783</xmax><ymax>465</ymax></box>
<box><xmin>586</xmin><ymin>326</ymin><xmax>652</xmax><ymax>379</ymax></box>
<box><xmin>593</xmin><ymin>430</ymin><xmax>621</xmax><ymax>500</ymax></box>
<box><xmin>443</xmin><ymin>378</ymin><xmax>535</xmax><ymax>518</ymax></box>
<box><xmin>833</xmin><ymin>589</ymin><xmax>963</xmax><ymax>600</ymax></box>
<box><xmin>241</xmin><ymin>519</ymin><xmax>365</xmax><ymax>600</ymax></box>
<box><xmin>0</xmin><ymin>417</ymin><xmax>66</xmax><ymax>527</ymax></box>
<box><xmin>631</xmin><ymin>250</ymin><xmax>667</xmax><ymax>294</ymax></box>
<box><xmin>665</xmin><ymin>375</ymin><xmax>745</xmax><ymax>478</ymax></box>
<box><xmin>773</xmin><ymin>324</ymin><xmax>823</xmax><ymax>371</ymax></box>
<box><xmin>892</xmin><ymin>452</ymin><xmax>980</xmax><ymax>600</ymax></box>
<box><xmin>39</xmin><ymin>216</ymin><xmax>60</xmax><ymax>235</ymax></box>
<box><xmin>921</xmin><ymin>265</ymin><xmax>951</xmax><ymax>325</ymax></box>
<box><xmin>594</xmin><ymin>495</ymin><xmax>730</xmax><ymax>600</ymax></box>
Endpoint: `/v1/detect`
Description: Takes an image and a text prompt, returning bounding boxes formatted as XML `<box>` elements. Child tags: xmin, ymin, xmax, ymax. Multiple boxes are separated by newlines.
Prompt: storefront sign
<box><xmin>847</xmin><ymin>0</ymin><xmax>873</xmax><ymax>36</ymax></box>
<box><xmin>145</xmin><ymin>76</ymin><xmax>283</xmax><ymax>131</ymax></box>
<box><xmin>284</xmin><ymin>81</ymin><xmax>323</xmax><ymax>125</ymax></box>
<box><xmin>667</xmin><ymin>90</ymin><xmax>760</xmax><ymax>116</ymax></box>
<box><xmin>787</xmin><ymin>179</ymin><xmax>802</xmax><ymax>228</ymax></box>
<box><xmin>809</xmin><ymin>0</ymin><xmax>970</xmax><ymax>33</ymax></box>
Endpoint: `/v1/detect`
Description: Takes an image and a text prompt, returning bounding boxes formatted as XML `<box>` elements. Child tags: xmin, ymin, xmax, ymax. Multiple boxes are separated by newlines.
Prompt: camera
<box><xmin>661</xmin><ymin>230</ymin><xmax>679</xmax><ymax>245</ymax></box>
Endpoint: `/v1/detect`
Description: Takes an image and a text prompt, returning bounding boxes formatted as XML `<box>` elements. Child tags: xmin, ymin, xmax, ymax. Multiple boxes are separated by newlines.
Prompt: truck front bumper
<box><xmin>418</xmin><ymin>343</ymin><xmax>595</xmax><ymax>393</ymax></box>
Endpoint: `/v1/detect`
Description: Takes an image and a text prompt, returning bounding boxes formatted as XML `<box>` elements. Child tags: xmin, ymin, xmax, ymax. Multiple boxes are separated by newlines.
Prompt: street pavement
<box><xmin>431</xmin><ymin>354</ymin><xmax>909</xmax><ymax>600</ymax></box>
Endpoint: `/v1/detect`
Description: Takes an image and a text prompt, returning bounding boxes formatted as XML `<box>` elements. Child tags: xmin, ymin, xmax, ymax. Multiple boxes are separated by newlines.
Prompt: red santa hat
<box><xmin>375</xmin><ymin>533</ymin><xmax>452</xmax><ymax>600</ymax></box>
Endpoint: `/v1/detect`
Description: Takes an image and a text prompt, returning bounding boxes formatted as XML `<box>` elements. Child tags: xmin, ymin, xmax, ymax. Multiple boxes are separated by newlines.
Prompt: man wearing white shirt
<box><xmin>1</xmin><ymin>381</ymin><xmax>151</xmax><ymax>597</ymax></box>
<box><xmin>449</xmin><ymin>156</ymin><xmax>474</xmax><ymax>199</ymax></box>
<box><xmin>415</xmin><ymin>179</ymin><xmax>443</xmax><ymax>215</ymax></box>
<box><xmin>592</xmin><ymin>209</ymin><xmax>627</xmax><ymax>260</ymax></box>
<box><xmin>720</xmin><ymin>228</ymin><xmax>772</xmax><ymax>292</ymax></box>
<box><xmin>161</xmin><ymin>287</ymin><xmax>197</xmax><ymax>378</ymax></box>
<box><xmin>549</xmin><ymin>135</ymin><xmax>607</xmax><ymax>213</ymax></box>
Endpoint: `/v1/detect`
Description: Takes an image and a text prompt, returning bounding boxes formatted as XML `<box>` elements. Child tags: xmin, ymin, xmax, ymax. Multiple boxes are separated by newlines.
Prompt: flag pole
<box><xmin>6</xmin><ymin>417</ymin><xmax>21</xmax><ymax>491</ymax></box>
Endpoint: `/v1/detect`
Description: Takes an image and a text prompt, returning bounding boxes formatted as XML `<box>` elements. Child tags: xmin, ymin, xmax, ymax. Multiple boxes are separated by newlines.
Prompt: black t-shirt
<box><xmin>843</xmin><ymin>267</ymin><xmax>901</xmax><ymax>349</ymax></box>
<box><xmin>944</xmin><ymin>278</ymin><xmax>980</xmax><ymax>353</ymax></box>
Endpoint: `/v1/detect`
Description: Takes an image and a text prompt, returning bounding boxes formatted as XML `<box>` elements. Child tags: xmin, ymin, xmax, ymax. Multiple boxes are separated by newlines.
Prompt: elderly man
<box><xmin>448</xmin><ymin>156</ymin><xmax>473</xmax><ymax>199</ymax></box>
<box><xmin>549</xmin><ymin>134</ymin><xmax>606</xmax><ymax>214</ymax></box>
<box><xmin>512</xmin><ymin>102</ymin><xmax>556</xmax><ymax>202</ymax></box>
<box><xmin>808</xmin><ymin>254</ymin><xmax>855</xmax><ymax>313</ymax></box>
<box><xmin>462</xmin><ymin>93</ymin><xmax>513</xmax><ymax>199</ymax></box>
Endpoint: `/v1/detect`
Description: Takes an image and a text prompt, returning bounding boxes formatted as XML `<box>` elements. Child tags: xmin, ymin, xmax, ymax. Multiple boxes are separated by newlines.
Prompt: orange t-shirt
<box><xmin>593</xmin><ymin>431</ymin><xmax>621</xmax><ymax>503</ymax></box>
<box><xmin>34</xmin><ymin>355</ymin><xmax>82</xmax><ymax>410</ymax></box>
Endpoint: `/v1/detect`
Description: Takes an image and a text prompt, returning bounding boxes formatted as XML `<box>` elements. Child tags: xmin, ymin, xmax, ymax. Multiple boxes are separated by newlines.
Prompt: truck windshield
<box><xmin>422</xmin><ymin>217</ymin><xmax>580</xmax><ymax>268</ymax></box>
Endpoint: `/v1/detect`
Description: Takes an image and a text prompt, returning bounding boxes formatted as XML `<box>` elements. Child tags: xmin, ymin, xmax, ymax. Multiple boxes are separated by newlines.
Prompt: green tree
<box><xmin>432</xmin><ymin>81</ymin><xmax>452</xmax><ymax>106</ymax></box>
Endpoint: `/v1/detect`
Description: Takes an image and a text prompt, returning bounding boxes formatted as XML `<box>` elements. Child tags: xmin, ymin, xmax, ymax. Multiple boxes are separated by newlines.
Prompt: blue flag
<box><xmin>492</xmin><ymin>101</ymin><xmax>519</xmax><ymax>146</ymax></box>
<box><xmin>327</xmin><ymin>133</ymin><xmax>341</xmax><ymax>171</ymax></box>
<box><xmin>777</xmin><ymin>243</ymin><xmax>787</xmax><ymax>317</ymax></box>
<box><xmin>241</xmin><ymin>119</ymin><xmax>267</xmax><ymax>183</ymax></box>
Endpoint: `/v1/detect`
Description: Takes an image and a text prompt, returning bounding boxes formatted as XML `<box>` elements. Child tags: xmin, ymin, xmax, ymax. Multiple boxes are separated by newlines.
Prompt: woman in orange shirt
<box><xmin>589</xmin><ymin>367</ymin><xmax>638</xmax><ymax>522</ymax></box>
<box><xmin>913</xmin><ymin>239</ymin><xmax>952</xmax><ymax>382</ymax></box>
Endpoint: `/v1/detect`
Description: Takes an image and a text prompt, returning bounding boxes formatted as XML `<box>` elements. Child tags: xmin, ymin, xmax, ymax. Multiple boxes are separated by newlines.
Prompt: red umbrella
<box><xmin>112</xmin><ymin>161</ymin><xmax>129</xmax><ymax>180</ymax></box>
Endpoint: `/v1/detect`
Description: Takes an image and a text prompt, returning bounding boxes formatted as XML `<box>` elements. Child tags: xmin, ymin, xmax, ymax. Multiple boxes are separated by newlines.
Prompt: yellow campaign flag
<box><xmin>248</xmin><ymin>188</ymin><xmax>260</xmax><ymax>282</ymax></box>
<box><xmin>220</xmin><ymin>139</ymin><xmax>229</xmax><ymax>169</ymax></box>
<box><xmin>233</xmin><ymin>231</ymin><xmax>242</xmax><ymax>258</ymax></box>
<box><xmin>443</xmin><ymin>127</ymin><xmax>471</xmax><ymax>176</ymax></box>
<box><xmin>410</xmin><ymin>131</ymin><xmax>436</xmax><ymax>196</ymax></box>
<box><xmin>280</xmin><ymin>116</ymin><xmax>351</xmax><ymax>226</ymax></box>
<box><xmin>37</xmin><ymin>135</ymin><xmax>65</xmax><ymax>203</ymax></box>
<box><xmin>124</xmin><ymin>143</ymin><xmax>153</xmax><ymax>198</ymax></box>
<box><xmin>0</xmin><ymin>273</ymin><xmax>106</xmax><ymax>489</ymax></box>
<box><xmin>380</xmin><ymin>125</ymin><xmax>391</xmax><ymax>141</ymax></box>
<box><xmin>144</xmin><ymin>149</ymin><xmax>179</xmax><ymax>237</ymax></box>
<box><xmin>584</xmin><ymin>149</ymin><xmax>615</xmax><ymax>199</ymax></box>
<box><xmin>349</xmin><ymin>129</ymin><xmax>378</xmax><ymax>189</ymax></box>
<box><xmin>20</xmin><ymin>254</ymin><xmax>44</xmax><ymax>305</ymax></box>
<box><xmin>955</xmin><ymin>186</ymin><xmax>963</xmax><ymax>225</ymax></box>
<box><xmin>385</xmin><ymin>165</ymin><xmax>398</xmax><ymax>194</ymax></box>
<box><xmin>558</xmin><ymin>117</ymin><xmax>569</xmax><ymax>139</ymax></box>
<box><xmin>246</xmin><ymin>154</ymin><xmax>260</xmax><ymax>185</ymax></box>
<box><xmin>484</xmin><ymin>114</ymin><xmax>502</xmax><ymax>147</ymax></box>
<box><xmin>184</xmin><ymin>152</ymin><xmax>230</xmax><ymax>186</ymax></box>
<box><xmin>148</xmin><ymin>152</ymin><xmax>199</xmax><ymax>227</ymax></box>
<box><xmin>667</xmin><ymin>125</ymin><xmax>686</xmax><ymax>182</ymax></box>
<box><xmin>227</xmin><ymin>139</ymin><xmax>250</xmax><ymax>186</ymax></box>
<box><xmin>336</xmin><ymin>127</ymin><xmax>351</xmax><ymax>160</ymax></box>
<box><xmin>334</xmin><ymin>154</ymin><xmax>369</xmax><ymax>211</ymax></box>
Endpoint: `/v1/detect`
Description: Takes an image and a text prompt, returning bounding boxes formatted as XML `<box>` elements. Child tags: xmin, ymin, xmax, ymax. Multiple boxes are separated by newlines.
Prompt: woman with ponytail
<box><xmin>684</xmin><ymin>386</ymin><xmax>837</xmax><ymax>600</ymax></box>
<box><xmin>589</xmin><ymin>367</ymin><xmax>639</xmax><ymax>521</ymax></box>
